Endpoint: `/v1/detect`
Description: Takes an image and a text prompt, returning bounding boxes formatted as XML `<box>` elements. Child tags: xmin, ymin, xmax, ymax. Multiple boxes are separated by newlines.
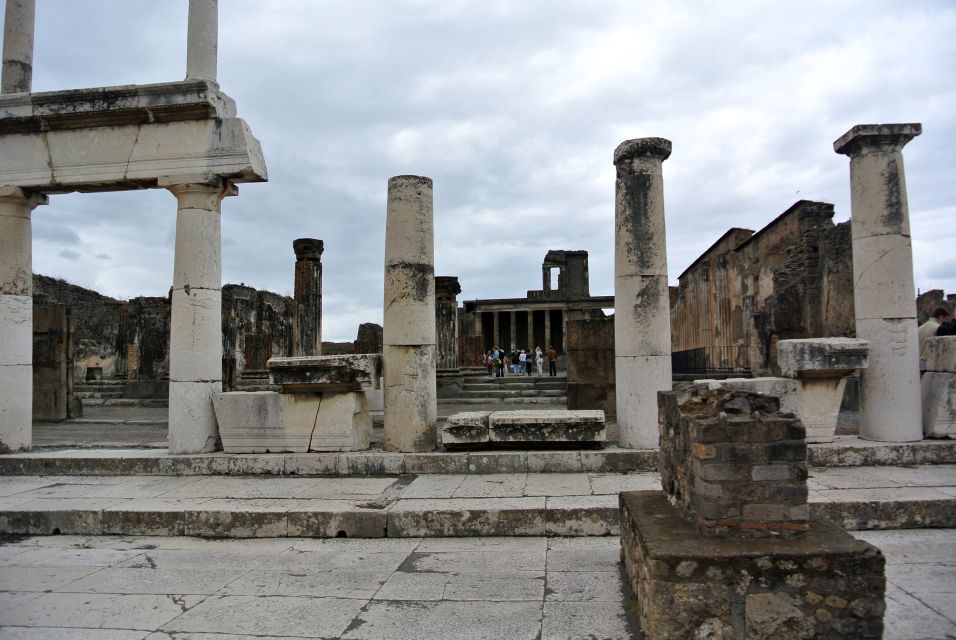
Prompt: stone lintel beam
<box><xmin>776</xmin><ymin>338</ymin><xmax>869</xmax><ymax>379</ymax></box>
<box><xmin>293</xmin><ymin>238</ymin><xmax>325</xmax><ymax>261</ymax></box>
<box><xmin>833</xmin><ymin>123</ymin><xmax>922</xmax><ymax>157</ymax></box>
<box><xmin>2</xmin><ymin>0</ymin><xmax>35</xmax><ymax>94</ymax></box>
<box><xmin>267</xmin><ymin>354</ymin><xmax>383</xmax><ymax>392</ymax></box>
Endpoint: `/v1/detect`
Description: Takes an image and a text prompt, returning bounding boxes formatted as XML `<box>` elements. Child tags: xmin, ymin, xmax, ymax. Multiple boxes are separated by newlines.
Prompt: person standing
<box><xmin>518</xmin><ymin>350</ymin><xmax>527</xmax><ymax>376</ymax></box>
<box><xmin>919</xmin><ymin>308</ymin><xmax>950</xmax><ymax>372</ymax></box>
<box><xmin>535</xmin><ymin>346</ymin><xmax>544</xmax><ymax>376</ymax></box>
<box><xmin>525</xmin><ymin>348</ymin><xmax>533</xmax><ymax>376</ymax></box>
<box><xmin>485</xmin><ymin>350</ymin><xmax>494</xmax><ymax>378</ymax></box>
<box><xmin>547</xmin><ymin>345</ymin><xmax>558</xmax><ymax>377</ymax></box>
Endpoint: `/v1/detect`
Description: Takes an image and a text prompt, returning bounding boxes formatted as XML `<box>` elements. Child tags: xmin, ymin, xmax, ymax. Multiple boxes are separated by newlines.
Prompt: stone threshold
<box><xmin>2</xmin><ymin>436</ymin><xmax>955</xmax><ymax>477</ymax></box>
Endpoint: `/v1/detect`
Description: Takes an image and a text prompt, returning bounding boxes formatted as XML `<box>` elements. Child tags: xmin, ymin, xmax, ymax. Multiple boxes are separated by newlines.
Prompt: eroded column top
<box><xmin>613</xmin><ymin>137</ymin><xmax>672</xmax><ymax>165</ymax></box>
<box><xmin>293</xmin><ymin>238</ymin><xmax>324</xmax><ymax>261</ymax></box>
<box><xmin>833</xmin><ymin>123</ymin><xmax>922</xmax><ymax>157</ymax></box>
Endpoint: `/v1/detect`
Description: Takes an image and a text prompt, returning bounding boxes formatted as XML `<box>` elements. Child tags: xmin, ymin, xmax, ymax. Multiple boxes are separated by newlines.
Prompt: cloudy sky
<box><xmin>28</xmin><ymin>1</ymin><xmax>956</xmax><ymax>341</ymax></box>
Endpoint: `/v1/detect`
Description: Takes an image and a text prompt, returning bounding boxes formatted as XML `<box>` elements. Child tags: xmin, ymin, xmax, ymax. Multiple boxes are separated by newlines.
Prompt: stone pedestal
<box><xmin>164</xmin><ymin>178</ymin><xmax>235</xmax><ymax>454</ymax></box>
<box><xmin>292</xmin><ymin>238</ymin><xmax>323</xmax><ymax>357</ymax></box>
<box><xmin>383</xmin><ymin>175</ymin><xmax>437</xmax><ymax>452</ymax></box>
<box><xmin>0</xmin><ymin>186</ymin><xmax>46</xmax><ymax>452</ymax></box>
<box><xmin>922</xmin><ymin>336</ymin><xmax>956</xmax><ymax>438</ymax></box>
<box><xmin>835</xmin><ymin>123</ymin><xmax>922</xmax><ymax>442</ymax></box>
<box><xmin>613</xmin><ymin>138</ymin><xmax>673</xmax><ymax>449</ymax></box>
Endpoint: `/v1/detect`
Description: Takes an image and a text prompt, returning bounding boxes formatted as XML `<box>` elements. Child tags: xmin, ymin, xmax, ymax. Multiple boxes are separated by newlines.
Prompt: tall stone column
<box><xmin>0</xmin><ymin>186</ymin><xmax>46</xmax><ymax>452</ymax></box>
<box><xmin>435</xmin><ymin>276</ymin><xmax>461</xmax><ymax>370</ymax></box>
<box><xmin>1</xmin><ymin>0</ymin><xmax>34</xmax><ymax>93</ymax></box>
<box><xmin>292</xmin><ymin>238</ymin><xmax>323</xmax><ymax>357</ymax></box>
<box><xmin>834</xmin><ymin>123</ymin><xmax>923</xmax><ymax>442</ymax></box>
<box><xmin>613</xmin><ymin>137</ymin><xmax>673</xmax><ymax>449</ymax></box>
<box><xmin>383</xmin><ymin>175</ymin><xmax>437</xmax><ymax>452</ymax></box>
<box><xmin>186</xmin><ymin>0</ymin><xmax>218</xmax><ymax>81</ymax></box>
<box><xmin>163</xmin><ymin>177</ymin><xmax>235</xmax><ymax>454</ymax></box>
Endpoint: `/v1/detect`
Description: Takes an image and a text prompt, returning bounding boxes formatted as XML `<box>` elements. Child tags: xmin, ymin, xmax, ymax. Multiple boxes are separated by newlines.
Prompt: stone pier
<box><xmin>293</xmin><ymin>238</ymin><xmax>323</xmax><ymax>357</ymax></box>
<box><xmin>835</xmin><ymin>123</ymin><xmax>922</xmax><ymax>442</ymax></box>
<box><xmin>613</xmin><ymin>138</ymin><xmax>673</xmax><ymax>449</ymax></box>
<box><xmin>0</xmin><ymin>186</ymin><xmax>46</xmax><ymax>452</ymax></box>
<box><xmin>383</xmin><ymin>175</ymin><xmax>437</xmax><ymax>452</ymax></box>
<box><xmin>164</xmin><ymin>177</ymin><xmax>235</xmax><ymax>454</ymax></box>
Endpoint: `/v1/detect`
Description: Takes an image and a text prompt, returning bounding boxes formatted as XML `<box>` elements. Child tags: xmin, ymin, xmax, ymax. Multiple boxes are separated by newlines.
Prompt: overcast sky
<box><xmin>28</xmin><ymin>1</ymin><xmax>956</xmax><ymax>341</ymax></box>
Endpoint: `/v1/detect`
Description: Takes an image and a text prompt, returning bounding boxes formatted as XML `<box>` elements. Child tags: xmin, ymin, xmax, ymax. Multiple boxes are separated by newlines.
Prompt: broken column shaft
<box><xmin>383</xmin><ymin>175</ymin><xmax>437</xmax><ymax>452</ymax></box>
<box><xmin>186</xmin><ymin>0</ymin><xmax>218</xmax><ymax>81</ymax></box>
<box><xmin>435</xmin><ymin>276</ymin><xmax>461</xmax><ymax>370</ymax></box>
<box><xmin>613</xmin><ymin>137</ymin><xmax>673</xmax><ymax>449</ymax></box>
<box><xmin>834</xmin><ymin>123</ymin><xmax>922</xmax><ymax>442</ymax></box>
<box><xmin>163</xmin><ymin>177</ymin><xmax>235</xmax><ymax>454</ymax></box>
<box><xmin>292</xmin><ymin>238</ymin><xmax>323</xmax><ymax>357</ymax></box>
<box><xmin>1</xmin><ymin>0</ymin><xmax>34</xmax><ymax>93</ymax></box>
<box><xmin>0</xmin><ymin>186</ymin><xmax>46</xmax><ymax>451</ymax></box>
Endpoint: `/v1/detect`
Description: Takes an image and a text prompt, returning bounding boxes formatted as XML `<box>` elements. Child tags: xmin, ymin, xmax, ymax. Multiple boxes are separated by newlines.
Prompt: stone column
<box><xmin>434</xmin><ymin>276</ymin><xmax>461</xmax><ymax>370</ymax></box>
<box><xmin>383</xmin><ymin>175</ymin><xmax>437</xmax><ymax>452</ymax></box>
<box><xmin>613</xmin><ymin>137</ymin><xmax>673</xmax><ymax>449</ymax></box>
<box><xmin>544</xmin><ymin>310</ymin><xmax>551</xmax><ymax>350</ymax></box>
<box><xmin>509</xmin><ymin>310</ymin><xmax>517</xmax><ymax>350</ymax></box>
<box><xmin>186</xmin><ymin>0</ymin><xmax>218</xmax><ymax>81</ymax></box>
<box><xmin>526</xmin><ymin>311</ymin><xmax>534</xmax><ymax>349</ymax></box>
<box><xmin>162</xmin><ymin>177</ymin><xmax>235</xmax><ymax>454</ymax></box>
<box><xmin>493</xmin><ymin>312</ymin><xmax>500</xmax><ymax>348</ymax></box>
<box><xmin>834</xmin><ymin>123</ymin><xmax>922</xmax><ymax>442</ymax></box>
<box><xmin>1</xmin><ymin>0</ymin><xmax>34</xmax><ymax>93</ymax></box>
<box><xmin>0</xmin><ymin>186</ymin><xmax>46</xmax><ymax>452</ymax></box>
<box><xmin>292</xmin><ymin>238</ymin><xmax>323</xmax><ymax>357</ymax></box>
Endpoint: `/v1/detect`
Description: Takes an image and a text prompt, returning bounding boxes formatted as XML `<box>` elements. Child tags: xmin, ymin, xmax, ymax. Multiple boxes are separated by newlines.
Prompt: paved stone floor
<box><xmin>0</xmin><ymin>530</ymin><xmax>952</xmax><ymax>639</ymax></box>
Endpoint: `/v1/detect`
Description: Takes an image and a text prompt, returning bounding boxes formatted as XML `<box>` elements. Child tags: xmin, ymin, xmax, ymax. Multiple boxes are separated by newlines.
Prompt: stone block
<box><xmin>441</xmin><ymin>412</ymin><xmax>491</xmax><ymax>447</ymax></box>
<box><xmin>777</xmin><ymin>338</ymin><xmax>869</xmax><ymax>378</ymax></box>
<box><xmin>922</xmin><ymin>372</ymin><xmax>956</xmax><ymax>439</ymax></box>
<box><xmin>925</xmin><ymin>336</ymin><xmax>956</xmax><ymax>373</ymax></box>
<box><xmin>488</xmin><ymin>410</ymin><xmax>606</xmax><ymax>445</ymax></box>
<box><xmin>168</xmin><ymin>380</ymin><xmax>222</xmax><ymax>454</ymax></box>
<box><xmin>0</xmin><ymin>361</ymin><xmax>31</xmax><ymax>452</ymax></box>
<box><xmin>266</xmin><ymin>354</ymin><xmax>383</xmax><ymax>392</ymax></box>
<box><xmin>309</xmin><ymin>391</ymin><xmax>372</xmax><ymax>452</ymax></box>
<box><xmin>621</xmin><ymin>491</ymin><xmax>885</xmax><ymax>640</ymax></box>
<box><xmin>213</xmin><ymin>391</ymin><xmax>310</xmax><ymax>453</ymax></box>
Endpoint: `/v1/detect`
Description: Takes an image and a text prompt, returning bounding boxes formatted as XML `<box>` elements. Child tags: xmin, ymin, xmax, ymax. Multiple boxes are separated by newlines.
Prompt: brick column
<box><xmin>163</xmin><ymin>177</ymin><xmax>235</xmax><ymax>454</ymax></box>
<box><xmin>614</xmin><ymin>137</ymin><xmax>673</xmax><ymax>449</ymax></box>
<box><xmin>292</xmin><ymin>238</ymin><xmax>323</xmax><ymax>357</ymax></box>
<box><xmin>434</xmin><ymin>276</ymin><xmax>461</xmax><ymax>370</ymax></box>
<box><xmin>0</xmin><ymin>186</ymin><xmax>46</xmax><ymax>451</ymax></box>
<box><xmin>834</xmin><ymin>123</ymin><xmax>922</xmax><ymax>442</ymax></box>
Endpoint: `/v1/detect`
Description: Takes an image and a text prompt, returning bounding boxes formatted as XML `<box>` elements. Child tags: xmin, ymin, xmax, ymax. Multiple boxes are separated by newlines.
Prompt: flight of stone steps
<box><xmin>74</xmin><ymin>379</ymin><xmax>167</xmax><ymax>408</ymax></box>
<box><xmin>439</xmin><ymin>369</ymin><xmax>568</xmax><ymax>406</ymax></box>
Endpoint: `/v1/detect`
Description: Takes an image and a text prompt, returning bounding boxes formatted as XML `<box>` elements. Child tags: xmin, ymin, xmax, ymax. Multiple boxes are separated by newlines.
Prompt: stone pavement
<box><xmin>2</xmin><ymin>466</ymin><xmax>955</xmax><ymax>538</ymax></box>
<box><xmin>0</xmin><ymin>530</ymin><xmax>952</xmax><ymax>639</ymax></box>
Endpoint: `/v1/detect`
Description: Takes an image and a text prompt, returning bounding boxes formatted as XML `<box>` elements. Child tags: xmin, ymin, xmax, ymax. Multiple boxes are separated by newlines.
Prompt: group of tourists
<box><xmin>484</xmin><ymin>345</ymin><xmax>559</xmax><ymax>377</ymax></box>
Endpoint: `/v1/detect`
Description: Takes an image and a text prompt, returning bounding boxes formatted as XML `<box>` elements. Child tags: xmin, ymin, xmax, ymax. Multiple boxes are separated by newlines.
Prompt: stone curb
<box><xmin>3</xmin><ymin>439</ymin><xmax>955</xmax><ymax>476</ymax></box>
<box><xmin>1</xmin><ymin>497</ymin><xmax>951</xmax><ymax>539</ymax></box>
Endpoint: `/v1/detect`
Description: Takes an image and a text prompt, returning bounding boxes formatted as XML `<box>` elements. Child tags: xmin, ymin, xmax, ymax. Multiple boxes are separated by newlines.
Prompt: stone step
<box><xmin>462</xmin><ymin>382</ymin><xmax>567</xmax><ymax>392</ymax></box>
<box><xmin>79</xmin><ymin>398</ymin><xmax>169</xmax><ymax>408</ymax></box>
<box><xmin>3</xmin><ymin>438</ymin><xmax>955</xmax><ymax>476</ymax></box>
<box><xmin>74</xmin><ymin>380</ymin><xmax>127</xmax><ymax>388</ymax></box>
<box><xmin>459</xmin><ymin>389</ymin><xmax>566</xmax><ymax>399</ymax></box>
<box><xmin>1</xmin><ymin>469</ymin><xmax>953</xmax><ymax>539</ymax></box>
<box><xmin>232</xmin><ymin>384</ymin><xmax>278</xmax><ymax>393</ymax></box>
<box><xmin>438</xmin><ymin>396</ymin><xmax>567</xmax><ymax>405</ymax></box>
<box><xmin>75</xmin><ymin>391</ymin><xmax>125</xmax><ymax>400</ymax></box>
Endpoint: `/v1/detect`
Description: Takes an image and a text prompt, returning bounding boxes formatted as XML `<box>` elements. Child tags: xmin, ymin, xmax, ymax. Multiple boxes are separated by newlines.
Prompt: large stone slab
<box><xmin>922</xmin><ymin>372</ymin><xmax>956</xmax><ymax>439</ymax></box>
<box><xmin>441</xmin><ymin>412</ymin><xmax>491</xmax><ymax>447</ymax></box>
<box><xmin>309</xmin><ymin>391</ymin><xmax>372</xmax><ymax>452</ymax></box>
<box><xmin>488</xmin><ymin>410</ymin><xmax>605</xmax><ymax>445</ymax></box>
<box><xmin>267</xmin><ymin>354</ymin><xmax>383</xmax><ymax>392</ymax></box>
<box><xmin>777</xmin><ymin>338</ymin><xmax>869</xmax><ymax>378</ymax></box>
<box><xmin>620</xmin><ymin>491</ymin><xmax>885</xmax><ymax>640</ymax></box>
<box><xmin>925</xmin><ymin>336</ymin><xmax>956</xmax><ymax>373</ymax></box>
<box><xmin>213</xmin><ymin>391</ymin><xmax>310</xmax><ymax>453</ymax></box>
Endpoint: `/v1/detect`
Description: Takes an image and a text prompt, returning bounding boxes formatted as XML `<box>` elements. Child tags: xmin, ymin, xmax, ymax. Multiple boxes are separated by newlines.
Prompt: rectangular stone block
<box><xmin>267</xmin><ymin>354</ymin><xmax>383</xmax><ymax>392</ymax></box>
<box><xmin>620</xmin><ymin>491</ymin><xmax>885</xmax><ymax>640</ymax></box>
<box><xmin>441</xmin><ymin>412</ymin><xmax>491</xmax><ymax>447</ymax></box>
<box><xmin>922</xmin><ymin>372</ymin><xmax>956</xmax><ymax>439</ymax></box>
<box><xmin>213</xmin><ymin>391</ymin><xmax>310</xmax><ymax>453</ymax></box>
<box><xmin>777</xmin><ymin>338</ymin><xmax>869</xmax><ymax>378</ymax></box>
<box><xmin>925</xmin><ymin>336</ymin><xmax>956</xmax><ymax>373</ymax></box>
<box><xmin>309</xmin><ymin>391</ymin><xmax>372</xmax><ymax>452</ymax></box>
<box><xmin>488</xmin><ymin>410</ymin><xmax>605</xmax><ymax>445</ymax></box>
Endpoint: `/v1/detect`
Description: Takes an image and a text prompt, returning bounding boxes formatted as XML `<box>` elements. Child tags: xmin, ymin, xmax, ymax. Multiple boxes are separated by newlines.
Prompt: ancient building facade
<box><xmin>670</xmin><ymin>200</ymin><xmax>854</xmax><ymax>377</ymax></box>
<box><xmin>459</xmin><ymin>250</ymin><xmax>612</xmax><ymax>364</ymax></box>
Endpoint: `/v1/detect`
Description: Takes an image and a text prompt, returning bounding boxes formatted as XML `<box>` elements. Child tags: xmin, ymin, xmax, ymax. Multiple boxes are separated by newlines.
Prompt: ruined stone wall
<box><xmin>670</xmin><ymin>201</ymin><xmax>855</xmax><ymax>377</ymax></box>
<box><xmin>917</xmin><ymin>289</ymin><xmax>956</xmax><ymax>323</ymax></box>
<box><xmin>353</xmin><ymin>322</ymin><xmax>383</xmax><ymax>354</ymax></box>
<box><xmin>124</xmin><ymin>296</ymin><xmax>170</xmax><ymax>380</ymax></box>
<box><xmin>222</xmin><ymin>285</ymin><xmax>294</xmax><ymax>387</ymax></box>
<box><xmin>566</xmin><ymin>317</ymin><xmax>615</xmax><ymax>414</ymax></box>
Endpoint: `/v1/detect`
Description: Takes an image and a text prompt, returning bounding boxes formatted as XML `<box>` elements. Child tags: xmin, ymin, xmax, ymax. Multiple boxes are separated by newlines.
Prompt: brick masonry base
<box><xmin>620</xmin><ymin>491</ymin><xmax>885</xmax><ymax>640</ymax></box>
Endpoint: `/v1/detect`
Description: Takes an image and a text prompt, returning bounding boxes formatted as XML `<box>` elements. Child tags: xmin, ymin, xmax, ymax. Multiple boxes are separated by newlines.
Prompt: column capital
<box><xmin>833</xmin><ymin>123</ymin><xmax>921</xmax><ymax>157</ymax></box>
<box><xmin>435</xmin><ymin>276</ymin><xmax>461</xmax><ymax>299</ymax></box>
<box><xmin>0</xmin><ymin>185</ymin><xmax>47</xmax><ymax>210</ymax></box>
<box><xmin>161</xmin><ymin>175</ymin><xmax>236</xmax><ymax>209</ymax></box>
<box><xmin>614</xmin><ymin>137</ymin><xmax>672</xmax><ymax>165</ymax></box>
<box><xmin>293</xmin><ymin>238</ymin><xmax>324</xmax><ymax>261</ymax></box>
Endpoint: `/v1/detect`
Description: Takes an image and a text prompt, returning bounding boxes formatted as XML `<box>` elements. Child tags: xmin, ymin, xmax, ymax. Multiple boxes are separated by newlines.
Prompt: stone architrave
<box><xmin>834</xmin><ymin>123</ymin><xmax>922</xmax><ymax>442</ymax></box>
<box><xmin>2</xmin><ymin>0</ymin><xmax>34</xmax><ymax>93</ymax></box>
<box><xmin>383</xmin><ymin>175</ymin><xmax>437</xmax><ymax>452</ymax></box>
<box><xmin>292</xmin><ymin>238</ymin><xmax>323</xmax><ymax>357</ymax></box>
<box><xmin>613</xmin><ymin>137</ymin><xmax>673</xmax><ymax>449</ymax></box>
<box><xmin>163</xmin><ymin>176</ymin><xmax>236</xmax><ymax>454</ymax></box>
<box><xmin>0</xmin><ymin>185</ymin><xmax>46</xmax><ymax>452</ymax></box>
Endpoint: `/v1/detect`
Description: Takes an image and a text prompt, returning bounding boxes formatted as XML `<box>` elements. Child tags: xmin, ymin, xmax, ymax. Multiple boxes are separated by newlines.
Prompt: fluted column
<box><xmin>834</xmin><ymin>123</ymin><xmax>922</xmax><ymax>442</ymax></box>
<box><xmin>163</xmin><ymin>177</ymin><xmax>235</xmax><ymax>454</ymax></box>
<box><xmin>0</xmin><ymin>186</ymin><xmax>46</xmax><ymax>451</ymax></box>
<box><xmin>1</xmin><ymin>0</ymin><xmax>34</xmax><ymax>93</ymax></box>
<box><xmin>613</xmin><ymin>137</ymin><xmax>673</xmax><ymax>449</ymax></box>
<box><xmin>383</xmin><ymin>175</ymin><xmax>437</xmax><ymax>452</ymax></box>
